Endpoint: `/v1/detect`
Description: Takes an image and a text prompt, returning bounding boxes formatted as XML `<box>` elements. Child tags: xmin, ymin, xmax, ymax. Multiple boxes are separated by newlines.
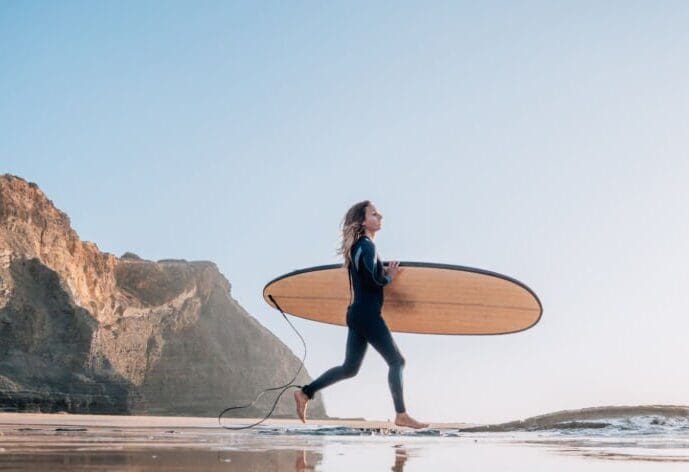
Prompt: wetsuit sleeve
<box><xmin>356</xmin><ymin>239</ymin><xmax>392</xmax><ymax>287</ymax></box>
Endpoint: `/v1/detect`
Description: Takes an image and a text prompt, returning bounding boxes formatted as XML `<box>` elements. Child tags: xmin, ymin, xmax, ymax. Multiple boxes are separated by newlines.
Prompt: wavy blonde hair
<box><xmin>337</xmin><ymin>200</ymin><xmax>371</xmax><ymax>270</ymax></box>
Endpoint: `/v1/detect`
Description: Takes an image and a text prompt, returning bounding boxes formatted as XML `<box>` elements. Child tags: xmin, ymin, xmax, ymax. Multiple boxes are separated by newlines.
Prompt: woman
<box><xmin>294</xmin><ymin>200</ymin><xmax>428</xmax><ymax>429</ymax></box>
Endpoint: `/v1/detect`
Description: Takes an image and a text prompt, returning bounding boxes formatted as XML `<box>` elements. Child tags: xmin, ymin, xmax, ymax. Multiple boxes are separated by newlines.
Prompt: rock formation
<box><xmin>0</xmin><ymin>174</ymin><xmax>327</xmax><ymax>418</ymax></box>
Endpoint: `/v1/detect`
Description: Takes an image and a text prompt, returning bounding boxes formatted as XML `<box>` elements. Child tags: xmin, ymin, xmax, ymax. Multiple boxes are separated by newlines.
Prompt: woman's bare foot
<box><xmin>294</xmin><ymin>390</ymin><xmax>309</xmax><ymax>423</ymax></box>
<box><xmin>394</xmin><ymin>412</ymin><xmax>429</xmax><ymax>429</ymax></box>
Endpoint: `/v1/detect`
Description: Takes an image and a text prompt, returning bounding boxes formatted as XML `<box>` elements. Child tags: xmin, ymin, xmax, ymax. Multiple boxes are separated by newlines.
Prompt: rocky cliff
<box><xmin>0</xmin><ymin>174</ymin><xmax>327</xmax><ymax>418</ymax></box>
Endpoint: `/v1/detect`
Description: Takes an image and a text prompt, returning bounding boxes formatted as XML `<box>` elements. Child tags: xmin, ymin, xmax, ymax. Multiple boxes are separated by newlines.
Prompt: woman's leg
<box><xmin>301</xmin><ymin>327</ymin><xmax>367</xmax><ymax>399</ymax></box>
<box><xmin>364</xmin><ymin>316</ymin><xmax>406</xmax><ymax>414</ymax></box>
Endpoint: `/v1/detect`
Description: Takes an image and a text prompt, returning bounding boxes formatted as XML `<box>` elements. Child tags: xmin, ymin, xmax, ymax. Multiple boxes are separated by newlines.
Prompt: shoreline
<box><xmin>0</xmin><ymin>411</ymin><xmax>479</xmax><ymax>430</ymax></box>
<box><xmin>2</xmin><ymin>411</ymin><xmax>689</xmax><ymax>468</ymax></box>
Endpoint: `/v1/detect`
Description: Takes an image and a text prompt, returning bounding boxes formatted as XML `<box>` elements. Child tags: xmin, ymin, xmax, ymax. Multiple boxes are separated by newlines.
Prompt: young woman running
<box><xmin>294</xmin><ymin>200</ymin><xmax>428</xmax><ymax>429</ymax></box>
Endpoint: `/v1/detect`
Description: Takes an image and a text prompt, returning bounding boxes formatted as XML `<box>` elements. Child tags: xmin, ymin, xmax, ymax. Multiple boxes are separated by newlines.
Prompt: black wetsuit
<box><xmin>301</xmin><ymin>236</ymin><xmax>406</xmax><ymax>413</ymax></box>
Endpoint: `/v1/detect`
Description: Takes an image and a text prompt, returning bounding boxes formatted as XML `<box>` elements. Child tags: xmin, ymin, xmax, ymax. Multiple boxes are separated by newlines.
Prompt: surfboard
<box><xmin>263</xmin><ymin>262</ymin><xmax>542</xmax><ymax>335</ymax></box>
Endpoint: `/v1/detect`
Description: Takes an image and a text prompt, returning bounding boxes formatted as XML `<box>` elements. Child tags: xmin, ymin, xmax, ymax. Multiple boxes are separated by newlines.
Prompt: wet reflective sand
<box><xmin>1</xmin><ymin>413</ymin><xmax>688</xmax><ymax>470</ymax></box>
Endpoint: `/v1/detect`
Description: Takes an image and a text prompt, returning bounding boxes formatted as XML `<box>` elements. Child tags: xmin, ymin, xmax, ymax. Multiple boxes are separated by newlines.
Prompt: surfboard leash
<box><xmin>217</xmin><ymin>294</ymin><xmax>307</xmax><ymax>430</ymax></box>
<box><xmin>218</xmin><ymin>266</ymin><xmax>354</xmax><ymax>430</ymax></box>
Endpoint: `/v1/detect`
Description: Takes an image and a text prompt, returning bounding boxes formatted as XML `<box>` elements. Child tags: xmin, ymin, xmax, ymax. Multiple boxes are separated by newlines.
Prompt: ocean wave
<box><xmin>257</xmin><ymin>425</ymin><xmax>455</xmax><ymax>437</ymax></box>
<box><xmin>255</xmin><ymin>406</ymin><xmax>689</xmax><ymax>438</ymax></box>
<box><xmin>459</xmin><ymin>405</ymin><xmax>689</xmax><ymax>436</ymax></box>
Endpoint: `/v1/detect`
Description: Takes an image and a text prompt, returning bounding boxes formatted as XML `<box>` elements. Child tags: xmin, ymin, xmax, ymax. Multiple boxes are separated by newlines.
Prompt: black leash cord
<box><xmin>217</xmin><ymin>295</ymin><xmax>307</xmax><ymax>430</ymax></box>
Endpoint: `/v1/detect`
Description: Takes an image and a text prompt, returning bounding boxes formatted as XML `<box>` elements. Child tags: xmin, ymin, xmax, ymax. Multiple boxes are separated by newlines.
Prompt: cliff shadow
<box><xmin>0</xmin><ymin>257</ymin><xmax>132</xmax><ymax>413</ymax></box>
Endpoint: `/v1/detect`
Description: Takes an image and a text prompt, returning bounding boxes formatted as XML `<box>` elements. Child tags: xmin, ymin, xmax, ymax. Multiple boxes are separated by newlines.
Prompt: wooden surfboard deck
<box><xmin>263</xmin><ymin>262</ymin><xmax>542</xmax><ymax>335</ymax></box>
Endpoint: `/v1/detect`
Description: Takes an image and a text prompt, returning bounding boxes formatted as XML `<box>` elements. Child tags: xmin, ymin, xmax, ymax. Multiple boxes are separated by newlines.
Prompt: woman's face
<box><xmin>363</xmin><ymin>204</ymin><xmax>383</xmax><ymax>233</ymax></box>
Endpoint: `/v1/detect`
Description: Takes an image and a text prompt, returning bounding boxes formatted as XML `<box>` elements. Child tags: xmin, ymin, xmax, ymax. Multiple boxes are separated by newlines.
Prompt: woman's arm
<box><xmin>354</xmin><ymin>239</ymin><xmax>392</xmax><ymax>288</ymax></box>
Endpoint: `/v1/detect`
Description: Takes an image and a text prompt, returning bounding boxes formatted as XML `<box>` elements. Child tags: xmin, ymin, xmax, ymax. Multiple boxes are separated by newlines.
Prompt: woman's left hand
<box><xmin>385</xmin><ymin>261</ymin><xmax>403</xmax><ymax>279</ymax></box>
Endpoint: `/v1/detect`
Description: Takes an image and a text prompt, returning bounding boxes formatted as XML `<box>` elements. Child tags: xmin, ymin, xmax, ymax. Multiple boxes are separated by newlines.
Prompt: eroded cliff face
<box><xmin>0</xmin><ymin>174</ymin><xmax>327</xmax><ymax>417</ymax></box>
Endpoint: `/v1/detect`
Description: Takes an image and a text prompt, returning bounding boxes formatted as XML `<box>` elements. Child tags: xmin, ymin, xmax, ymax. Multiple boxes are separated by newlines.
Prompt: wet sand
<box><xmin>0</xmin><ymin>412</ymin><xmax>476</xmax><ymax>431</ymax></box>
<box><xmin>1</xmin><ymin>412</ymin><xmax>688</xmax><ymax>470</ymax></box>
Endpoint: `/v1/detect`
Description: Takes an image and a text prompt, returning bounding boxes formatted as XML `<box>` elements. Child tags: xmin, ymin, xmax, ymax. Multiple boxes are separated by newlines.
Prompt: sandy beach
<box><xmin>0</xmin><ymin>412</ymin><xmax>476</xmax><ymax>431</ymax></box>
<box><xmin>2</xmin><ymin>412</ymin><xmax>689</xmax><ymax>471</ymax></box>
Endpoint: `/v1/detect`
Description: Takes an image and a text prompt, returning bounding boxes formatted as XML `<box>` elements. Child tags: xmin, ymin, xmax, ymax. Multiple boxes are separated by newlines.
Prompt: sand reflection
<box><xmin>1</xmin><ymin>447</ymin><xmax>324</xmax><ymax>471</ymax></box>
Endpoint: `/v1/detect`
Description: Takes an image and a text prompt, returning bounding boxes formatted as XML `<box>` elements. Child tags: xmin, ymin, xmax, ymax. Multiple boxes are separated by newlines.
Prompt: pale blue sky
<box><xmin>2</xmin><ymin>2</ymin><xmax>689</xmax><ymax>423</ymax></box>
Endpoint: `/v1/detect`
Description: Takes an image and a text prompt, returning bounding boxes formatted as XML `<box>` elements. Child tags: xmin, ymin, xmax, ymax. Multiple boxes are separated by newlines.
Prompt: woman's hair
<box><xmin>337</xmin><ymin>200</ymin><xmax>370</xmax><ymax>270</ymax></box>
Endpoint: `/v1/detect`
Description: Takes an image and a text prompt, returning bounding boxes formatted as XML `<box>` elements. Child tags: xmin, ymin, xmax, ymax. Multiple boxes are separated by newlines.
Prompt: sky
<box><xmin>2</xmin><ymin>1</ymin><xmax>689</xmax><ymax>424</ymax></box>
